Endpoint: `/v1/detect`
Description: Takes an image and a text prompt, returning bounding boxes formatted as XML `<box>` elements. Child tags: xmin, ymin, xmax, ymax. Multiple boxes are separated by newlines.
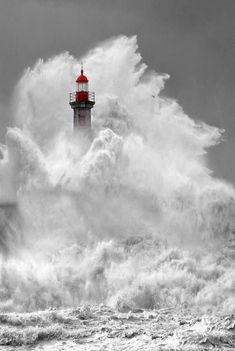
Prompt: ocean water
<box><xmin>0</xmin><ymin>36</ymin><xmax>234</xmax><ymax>350</ymax></box>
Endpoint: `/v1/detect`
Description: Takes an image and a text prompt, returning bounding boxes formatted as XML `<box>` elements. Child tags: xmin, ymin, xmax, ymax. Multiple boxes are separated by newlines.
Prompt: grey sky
<box><xmin>0</xmin><ymin>0</ymin><xmax>234</xmax><ymax>182</ymax></box>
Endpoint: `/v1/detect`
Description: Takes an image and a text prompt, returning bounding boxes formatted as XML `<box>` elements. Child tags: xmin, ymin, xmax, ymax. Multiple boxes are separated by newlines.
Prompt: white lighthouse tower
<box><xmin>69</xmin><ymin>67</ymin><xmax>95</xmax><ymax>132</ymax></box>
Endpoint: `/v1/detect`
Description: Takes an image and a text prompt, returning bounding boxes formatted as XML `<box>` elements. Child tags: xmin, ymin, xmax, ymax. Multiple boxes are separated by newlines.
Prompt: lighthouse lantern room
<box><xmin>69</xmin><ymin>67</ymin><xmax>95</xmax><ymax>131</ymax></box>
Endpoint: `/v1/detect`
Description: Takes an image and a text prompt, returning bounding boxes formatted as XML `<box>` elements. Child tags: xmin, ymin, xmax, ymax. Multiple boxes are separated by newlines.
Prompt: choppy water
<box><xmin>0</xmin><ymin>35</ymin><xmax>235</xmax><ymax>349</ymax></box>
<box><xmin>0</xmin><ymin>306</ymin><xmax>234</xmax><ymax>350</ymax></box>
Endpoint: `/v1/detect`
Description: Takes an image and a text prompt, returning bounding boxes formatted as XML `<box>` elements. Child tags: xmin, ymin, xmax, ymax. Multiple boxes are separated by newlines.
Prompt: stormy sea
<box><xmin>0</xmin><ymin>36</ymin><xmax>234</xmax><ymax>350</ymax></box>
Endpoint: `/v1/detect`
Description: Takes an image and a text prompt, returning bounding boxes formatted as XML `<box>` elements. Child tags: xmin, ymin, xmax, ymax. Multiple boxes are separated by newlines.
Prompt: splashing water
<box><xmin>0</xmin><ymin>36</ymin><xmax>234</xmax><ymax>320</ymax></box>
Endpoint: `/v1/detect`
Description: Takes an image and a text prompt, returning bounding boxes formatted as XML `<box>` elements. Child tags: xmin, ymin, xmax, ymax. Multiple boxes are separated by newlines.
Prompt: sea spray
<box><xmin>0</xmin><ymin>35</ymin><xmax>234</xmax><ymax>313</ymax></box>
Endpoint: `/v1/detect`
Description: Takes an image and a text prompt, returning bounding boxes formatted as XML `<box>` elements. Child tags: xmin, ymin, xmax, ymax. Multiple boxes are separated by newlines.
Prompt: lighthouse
<box><xmin>69</xmin><ymin>67</ymin><xmax>95</xmax><ymax>132</ymax></box>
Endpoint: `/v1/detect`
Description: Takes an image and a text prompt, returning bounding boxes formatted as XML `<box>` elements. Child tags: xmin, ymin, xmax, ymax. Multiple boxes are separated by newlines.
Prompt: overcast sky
<box><xmin>0</xmin><ymin>0</ymin><xmax>234</xmax><ymax>182</ymax></box>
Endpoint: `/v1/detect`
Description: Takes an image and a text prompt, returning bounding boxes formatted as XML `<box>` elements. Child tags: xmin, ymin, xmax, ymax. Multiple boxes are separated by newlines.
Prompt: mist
<box><xmin>0</xmin><ymin>35</ymin><xmax>234</xmax><ymax>314</ymax></box>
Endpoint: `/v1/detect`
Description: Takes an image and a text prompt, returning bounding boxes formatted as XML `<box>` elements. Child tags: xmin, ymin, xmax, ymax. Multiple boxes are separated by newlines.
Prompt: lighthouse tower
<box><xmin>69</xmin><ymin>67</ymin><xmax>95</xmax><ymax>132</ymax></box>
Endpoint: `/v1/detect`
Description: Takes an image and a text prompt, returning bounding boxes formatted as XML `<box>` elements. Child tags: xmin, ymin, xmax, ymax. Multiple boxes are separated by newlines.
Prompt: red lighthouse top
<box><xmin>76</xmin><ymin>69</ymin><xmax>88</xmax><ymax>83</ymax></box>
<box><xmin>69</xmin><ymin>65</ymin><xmax>95</xmax><ymax>105</ymax></box>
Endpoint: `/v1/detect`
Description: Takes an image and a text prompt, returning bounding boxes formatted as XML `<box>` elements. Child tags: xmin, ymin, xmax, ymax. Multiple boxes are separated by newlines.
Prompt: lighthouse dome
<box><xmin>76</xmin><ymin>69</ymin><xmax>88</xmax><ymax>83</ymax></box>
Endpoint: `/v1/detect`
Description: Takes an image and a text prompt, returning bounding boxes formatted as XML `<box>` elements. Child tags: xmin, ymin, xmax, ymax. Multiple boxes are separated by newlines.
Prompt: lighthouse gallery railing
<box><xmin>69</xmin><ymin>91</ymin><xmax>95</xmax><ymax>103</ymax></box>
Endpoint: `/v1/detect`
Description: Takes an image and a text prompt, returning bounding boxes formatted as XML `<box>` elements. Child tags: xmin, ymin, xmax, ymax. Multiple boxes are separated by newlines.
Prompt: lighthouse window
<box><xmin>78</xmin><ymin>82</ymin><xmax>88</xmax><ymax>91</ymax></box>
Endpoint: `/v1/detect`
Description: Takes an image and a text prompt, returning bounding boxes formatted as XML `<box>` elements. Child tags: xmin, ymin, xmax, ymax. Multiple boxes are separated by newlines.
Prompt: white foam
<box><xmin>0</xmin><ymin>35</ymin><xmax>234</xmax><ymax>313</ymax></box>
